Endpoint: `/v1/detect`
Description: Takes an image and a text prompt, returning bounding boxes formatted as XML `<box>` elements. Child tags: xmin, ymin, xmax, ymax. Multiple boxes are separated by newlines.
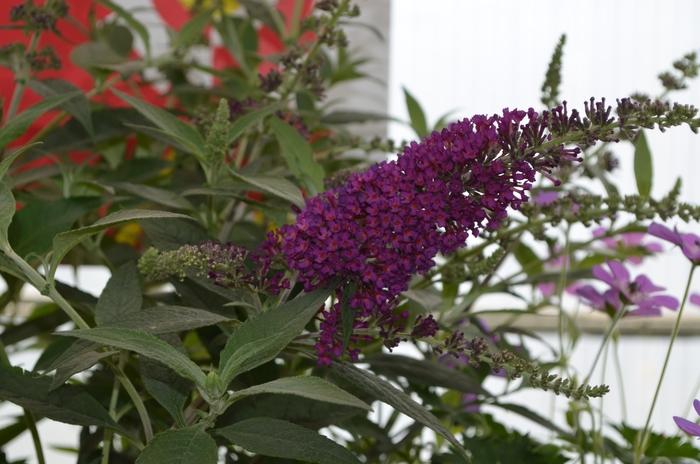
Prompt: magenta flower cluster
<box><xmin>261</xmin><ymin>106</ymin><xmax>584</xmax><ymax>364</ymax></box>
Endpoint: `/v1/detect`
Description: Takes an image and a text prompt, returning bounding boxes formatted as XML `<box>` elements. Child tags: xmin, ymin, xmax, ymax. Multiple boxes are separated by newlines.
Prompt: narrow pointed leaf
<box><xmin>230</xmin><ymin>171</ymin><xmax>305</xmax><ymax>208</ymax></box>
<box><xmin>330</xmin><ymin>362</ymin><xmax>469</xmax><ymax>460</ymax></box>
<box><xmin>0</xmin><ymin>93</ymin><xmax>80</xmax><ymax>150</ymax></box>
<box><xmin>109</xmin><ymin>305</ymin><xmax>229</xmax><ymax>333</ymax></box>
<box><xmin>112</xmin><ymin>89</ymin><xmax>204</xmax><ymax>157</ymax></box>
<box><xmin>219</xmin><ymin>288</ymin><xmax>332</xmax><ymax>384</ymax></box>
<box><xmin>229</xmin><ymin>376</ymin><xmax>370</xmax><ymax>410</ymax></box>
<box><xmin>269</xmin><ymin>116</ymin><xmax>325</xmax><ymax>195</ymax></box>
<box><xmin>633</xmin><ymin>130</ymin><xmax>653</xmax><ymax>197</ymax></box>
<box><xmin>403</xmin><ymin>87</ymin><xmax>429</xmax><ymax>138</ymax></box>
<box><xmin>49</xmin><ymin>209</ymin><xmax>192</xmax><ymax>278</ymax></box>
<box><xmin>216</xmin><ymin>418</ymin><xmax>360</xmax><ymax>464</ymax></box>
<box><xmin>28</xmin><ymin>79</ymin><xmax>93</xmax><ymax>137</ymax></box>
<box><xmin>62</xmin><ymin>327</ymin><xmax>206</xmax><ymax>388</ymax></box>
<box><xmin>0</xmin><ymin>364</ymin><xmax>122</xmax><ymax>431</ymax></box>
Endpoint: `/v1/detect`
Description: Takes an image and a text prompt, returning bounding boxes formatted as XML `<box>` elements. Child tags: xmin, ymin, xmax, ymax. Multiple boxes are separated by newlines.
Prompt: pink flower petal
<box><xmin>648</xmin><ymin>223</ymin><xmax>682</xmax><ymax>246</ymax></box>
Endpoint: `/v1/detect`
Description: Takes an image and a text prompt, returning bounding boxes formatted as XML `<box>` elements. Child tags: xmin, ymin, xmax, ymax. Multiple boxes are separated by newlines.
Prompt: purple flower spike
<box><xmin>261</xmin><ymin>105</ymin><xmax>585</xmax><ymax>363</ymax></box>
<box><xmin>674</xmin><ymin>399</ymin><xmax>700</xmax><ymax>437</ymax></box>
<box><xmin>649</xmin><ymin>222</ymin><xmax>700</xmax><ymax>264</ymax></box>
<box><xmin>576</xmin><ymin>261</ymin><xmax>678</xmax><ymax>317</ymax></box>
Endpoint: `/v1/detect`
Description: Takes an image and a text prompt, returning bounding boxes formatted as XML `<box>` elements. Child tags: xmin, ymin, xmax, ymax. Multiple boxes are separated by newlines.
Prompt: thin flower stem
<box><xmin>556</xmin><ymin>225</ymin><xmax>572</xmax><ymax>372</ymax></box>
<box><xmin>593</xmin><ymin>340</ymin><xmax>610</xmax><ymax>464</ymax></box>
<box><xmin>584</xmin><ymin>306</ymin><xmax>627</xmax><ymax>386</ymax></box>
<box><xmin>634</xmin><ymin>264</ymin><xmax>696</xmax><ymax>464</ymax></box>
<box><xmin>113</xmin><ymin>362</ymin><xmax>154</xmax><ymax>443</ymax></box>
<box><xmin>612</xmin><ymin>337</ymin><xmax>628</xmax><ymax>422</ymax></box>
<box><xmin>24</xmin><ymin>409</ymin><xmax>46</xmax><ymax>464</ymax></box>
<box><xmin>102</xmin><ymin>355</ymin><xmax>124</xmax><ymax>464</ymax></box>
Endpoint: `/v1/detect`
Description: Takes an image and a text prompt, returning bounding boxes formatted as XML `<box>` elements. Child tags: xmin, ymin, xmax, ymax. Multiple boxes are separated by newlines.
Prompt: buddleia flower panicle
<box><xmin>435</xmin><ymin>334</ymin><xmax>609</xmax><ymax>401</ymax></box>
<box><xmin>258</xmin><ymin>98</ymin><xmax>700</xmax><ymax>365</ymax></box>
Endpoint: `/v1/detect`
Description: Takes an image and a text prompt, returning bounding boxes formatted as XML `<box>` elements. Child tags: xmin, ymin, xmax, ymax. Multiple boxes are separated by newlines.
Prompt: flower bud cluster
<box><xmin>139</xmin><ymin>241</ymin><xmax>248</xmax><ymax>288</ymax></box>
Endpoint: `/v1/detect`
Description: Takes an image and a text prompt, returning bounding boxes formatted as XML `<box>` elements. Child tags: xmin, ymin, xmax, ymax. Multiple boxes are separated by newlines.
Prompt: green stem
<box><xmin>594</xmin><ymin>340</ymin><xmax>610</xmax><ymax>464</ymax></box>
<box><xmin>584</xmin><ymin>306</ymin><xmax>627</xmax><ymax>386</ymax></box>
<box><xmin>24</xmin><ymin>409</ymin><xmax>46</xmax><ymax>464</ymax></box>
<box><xmin>102</xmin><ymin>356</ymin><xmax>123</xmax><ymax>464</ymax></box>
<box><xmin>612</xmin><ymin>337</ymin><xmax>628</xmax><ymax>422</ymax></box>
<box><xmin>113</xmin><ymin>363</ymin><xmax>153</xmax><ymax>443</ymax></box>
<box><xmin>3</xmin><ymin>247</ymin><xmax>90</xmax><ymax>329</ymax></box>
<box><xmin>634</xmin><ymin>264</ymin><xmax>696</xmax><ymax>463</ymax></box>
<box><xmin>5</xmin><ymin>33</ymin><xmax>40</xmax><ymax>124</ymax></box>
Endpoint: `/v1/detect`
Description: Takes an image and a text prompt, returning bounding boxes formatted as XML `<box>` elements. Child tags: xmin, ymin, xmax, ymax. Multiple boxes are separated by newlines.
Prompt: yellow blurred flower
<box><xmin>114</xmin><ymin>223</ymin><xmax>143</xmax><ymax>247</ymax></box>
<box><xmin>179</xmin><ymin>0</ymin><xmax>240</xmax><ymax>14</ymax></box>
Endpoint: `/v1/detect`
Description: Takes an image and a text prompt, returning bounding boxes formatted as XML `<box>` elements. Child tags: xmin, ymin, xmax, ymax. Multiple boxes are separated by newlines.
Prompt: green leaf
<box><xmin>95</xmin><ymin>262</ymin><xmax>142</xmax><ymax>326</ymax></box>
<box><xmin>216</xmin><ymin>418</ymin><xmax>360</xmax><ymax>464</ymax></box>
<box><xmin>219</xmin><ymin>287</ymin><xmax>332</xmax><ymax>385</ymax></box>
<box><xmin>28</xmin><ymin>79</ymin><xmax>94</xmax><ymax>137</ymax></box>
<box><xmin>136</xmin><ymin>426</ymin><xmax>217</xmax><ymax>464</ymax></box>
<box><xmin>0</xmin><ymin>183</ymin><xmax>16</xmax><ymax>250</ymax></box>
<box><xmin>98</xmin><ymin>0</ymin><xmax>151</xmax><ymax>58</ymax></box>
<box><xmin>140</xmin><ymin>358</ymin><xmax>191</xmax><ymax>426</ymax></box>
<box><xmin>0</xmin><ymin>364</ymin><xmax>121</xmax><ymax>431</ymax></box>
<box><xmin>112</xmin><ymin>182</ymin><xmax>194</xmax><ymax>210</ymax></box>
<box><xmin>330</xmin><ymin>362</ymin><xmax>469</xmax><ymax>461</ymax></box>
<box><xmin>238</xmin><ymin>0</ymin><xmax>286</xmax><ymax>38</ymax></box>
<box><xmin>8</xmin><ymin>197</ymin><xmax>101</xmax><ymax>258</ymax></box>
<box><xmin>540</xmin><ymin>34</ymin><xmax>566</xmax><ymax>108</ymax></box>
<box><xmin>70</xmin><ymin>42</ymin><xmax>127</xmax><ymax>70</ymax></box>
<box><xmin>50</xmin><ymin>349</ymin><xmax>117</xmax><ymax>390</ymax></box>
<box><xmin>112</xmin><ymin>89</ymin><xmax>205</xmax><ymax>157</ymax></box>
<box><xmin>0</xmin><ymin>93</ymin><xmax>80</xmax><ymax>150</ymax></box>
<box><xmin>513</xmin><ymin>242</ymin><xmax>543</xmax><ymax>276</ymax></box>
<box><xmin>63</xmin><ymin>327</ymin><xmax>207</xmax><ymax>388</ymax></box>
<box><xmin>229</xmin><ymin>376</ymin><xmax>370</xmax><ymax>410</ymax></box>
<box><xmin>49</xmin><ymin>209</ymin><xmax>193</xmax><ymax>279</ymax></box>
<box><xmin>172</xmin><ymin>9</ymin><xmax>213</xmax><ymax>48</ymax></box>
<box><xmin>0</xmin><ymin>144</ymin><xmax>34</xmax><ymax>248</ymax></box>
<box><xmin>226</xmin><ymin>104</ymin><xmax>278</xmax><ymax>146</ymax></box>
<box><xmin>217</xmin><ymin>16</ymin><xmax>252</xmax><ymax>77</ymax></box>
<box><xmin>403</xmin><ymin>87</ymin><xmax>429</xmax><ymax>138</ymax></box>
<box><xmin>230</xmin><ymin>170</ymin><xmax>305</xmax><ymax>208</ymax></box>
<box><xmin>634</xmin><ymin>130</ymin><xmax>653</xmax><ymax>197</ymax></box>
<box><xmin>141</xmin><ymin>217</ymin><xmax>209</xmax><ymax>250</ymax></box>
<box><xmin>109</xmin><ymin>305</ymin><xmax>229</xmax><ymax>334</ymax></box>
<box><xmin>269</xmin><ymin>116</ymin><xmax>325</xmax><ymax>195</ymax></box>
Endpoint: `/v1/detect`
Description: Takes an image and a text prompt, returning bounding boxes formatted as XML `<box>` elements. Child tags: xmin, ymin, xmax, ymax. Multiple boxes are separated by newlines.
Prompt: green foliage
<box><xmin>136</xmin><ymin>426</ymin><xmax>218</xmax><ymax>464</ymax></box>
<box><xmin>216</xmin><ymin>417</ymin><xmax>361</xmax><ymax>464</ymax></box>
